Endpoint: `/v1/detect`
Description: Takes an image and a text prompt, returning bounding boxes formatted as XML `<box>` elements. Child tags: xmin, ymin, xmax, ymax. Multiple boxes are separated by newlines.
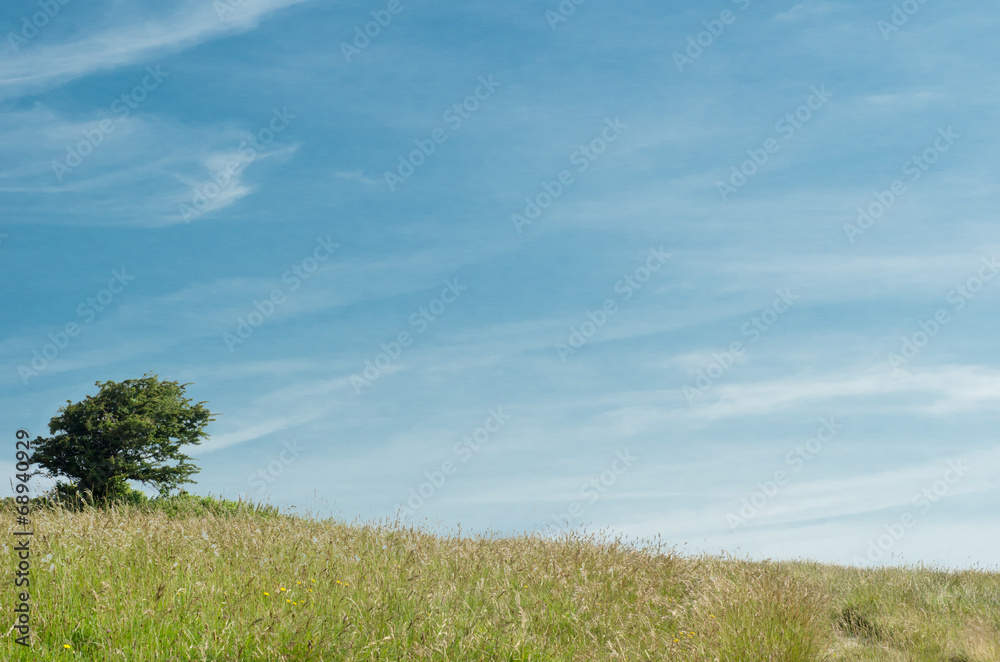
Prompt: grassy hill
<box><xmin>1</xmin><ymin>495</ymin><xmax>997</xmax><ymax>661</ymax></box>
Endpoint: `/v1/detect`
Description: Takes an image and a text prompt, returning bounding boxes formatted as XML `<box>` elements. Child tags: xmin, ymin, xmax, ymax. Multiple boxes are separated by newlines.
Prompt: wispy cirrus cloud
<box><xmin>0</xmin><ymin>0</ymin><xmax>310</xmax><ymax>99</ymax></box>
<box><xmin>689</xmin><ymin>365</ymin><xmax>1000</xmax><ymax>421</ymax></box>
<box><xmin>333</xmin><ymin>170</ymin><xmax>377</xmax><ymax>186</ymax></box>
<box><xmin>774</xmin><ymin>2</ymin><xmax>838</xmax><ymax>22</ymax></box>
<box><xmin>0</xmin><ymin>108</ymin><xmax>299</xmax><ymax>226</ymax></box>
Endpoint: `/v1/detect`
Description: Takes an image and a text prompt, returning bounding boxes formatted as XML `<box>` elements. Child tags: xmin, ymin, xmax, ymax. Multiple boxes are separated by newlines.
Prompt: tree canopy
<box><xmin>29</xmin><ymin>373</ymin><xmax>217</xmax><ymax>503</ymax></box>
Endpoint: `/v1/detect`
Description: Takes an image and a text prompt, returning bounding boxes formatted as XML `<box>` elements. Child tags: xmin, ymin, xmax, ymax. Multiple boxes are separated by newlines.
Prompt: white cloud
<box><xmin>0</xmin><ymin>0</ymin><xmax>310</xmax><ymax>99</ymax></box>
<box><xmin>334</xmin><ymin>170</ymin><xmax>377</xmax><ymax>186</ymax></box>
<box><xmin>0</xmin><ymin>105</ymin><xmax>300</xmax><ymax>226</ymax></box>
<box><xmin>197</xmin><ymin>376</ymin><xmax>353</xmax><ymax>454</ymax></box>
<box><xmin>169</xmin><ymin>143</ymin><xmax>299</xmax><ymax>222</ymax></box>
<box><xmin>690</xmin><ymin>365</ymin><xmax>1000</xmax><ymax>420</ymax></box>
<box><xmin>774</xmin><ymin>2</ymin><xmax>837</xmax><ymax>22</ymax></box>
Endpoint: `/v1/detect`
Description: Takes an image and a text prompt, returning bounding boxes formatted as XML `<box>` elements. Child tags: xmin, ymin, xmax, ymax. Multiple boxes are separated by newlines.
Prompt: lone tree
<box><xmin>30</xmin><ymin>373</ymin><xmax>217</xmax><ymax>503</ymax></box>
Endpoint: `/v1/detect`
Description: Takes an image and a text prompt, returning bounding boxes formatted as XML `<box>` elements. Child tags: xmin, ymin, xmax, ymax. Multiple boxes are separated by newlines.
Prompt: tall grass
<box><xmin>1</xmin><ymin>496</ymin><xmax>997</xmax><ymax>661</ymax></box>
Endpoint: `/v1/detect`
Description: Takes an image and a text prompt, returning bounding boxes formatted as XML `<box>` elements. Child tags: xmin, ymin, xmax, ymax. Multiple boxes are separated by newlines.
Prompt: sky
<box><xmin>2</xmin><ymin>0</ymin><xmax>998</xmax><ymax>570</ymax></box>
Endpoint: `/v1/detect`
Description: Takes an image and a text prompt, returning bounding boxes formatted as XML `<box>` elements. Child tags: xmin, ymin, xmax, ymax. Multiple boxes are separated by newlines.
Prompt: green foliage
<box><xmin>0</xmin><ymin>492</ymin><xmax>279</xmax><ymax>520</ymax></box>
<box><xmin>29</xmin><ymin>372</ymin><xmax>217</xmax><ymax>503</ymax></box>
<box><xmin>140</xmin><ymin>490</ymin><xmax>281</xmax><ymax>519</ymax></box>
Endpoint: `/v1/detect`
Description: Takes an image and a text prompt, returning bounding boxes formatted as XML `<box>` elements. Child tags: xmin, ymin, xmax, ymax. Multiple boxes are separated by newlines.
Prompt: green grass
<box><xmin>1</xmin><ymin>496</ymin><xmax>998</xmax><ymax>661</ymax></box>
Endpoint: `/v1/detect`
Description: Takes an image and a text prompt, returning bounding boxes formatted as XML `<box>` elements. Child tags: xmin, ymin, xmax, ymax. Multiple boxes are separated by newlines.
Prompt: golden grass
<box><xmin>2</xmin><ymin>497</ymin><xmax>998</xmax><ymax>661</ymax></box>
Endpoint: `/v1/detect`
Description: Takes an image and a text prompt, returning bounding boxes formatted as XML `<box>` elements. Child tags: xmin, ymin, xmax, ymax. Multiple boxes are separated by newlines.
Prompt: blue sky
<box><xmin>2</xmin><ymin>0</ymin><xmax>999</xmax><ymax>569</ymax></box>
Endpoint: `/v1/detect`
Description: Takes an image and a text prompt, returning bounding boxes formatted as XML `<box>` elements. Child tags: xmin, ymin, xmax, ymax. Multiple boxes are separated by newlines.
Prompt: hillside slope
<box><xmin>1</xmin><ymin>497</ymin><xmax>997</xmax><ymax>661</ymax></box>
